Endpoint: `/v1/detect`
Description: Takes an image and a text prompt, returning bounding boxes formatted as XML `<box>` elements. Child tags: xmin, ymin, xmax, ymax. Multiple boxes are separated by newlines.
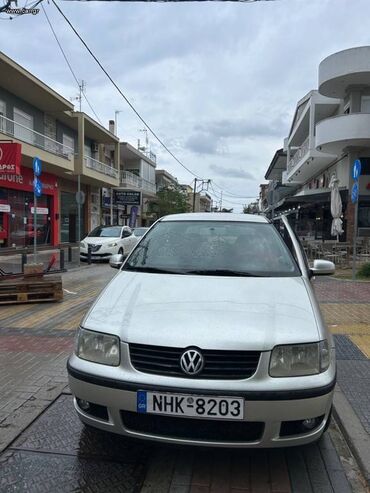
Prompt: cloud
<box><xmin>210</xmin><ymin>164</ymin><xmax>254</xmax><ymax>180</ymax></box>
<box><xmin>2</xmin><ymin>0</ymin><xmax>370</xmax><ymax>215</ymax></box>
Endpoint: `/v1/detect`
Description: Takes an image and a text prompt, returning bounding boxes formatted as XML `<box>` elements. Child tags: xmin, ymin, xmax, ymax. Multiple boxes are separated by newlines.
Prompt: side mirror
<box><xmin>310</xmin><ymin>259</ymin><xmax>335</xmax><ymax>276</ymax></box>
<box><xmin>109</xmin><ymin>254</ymin><xmax>125</xmax><ymax>269</ymax></box>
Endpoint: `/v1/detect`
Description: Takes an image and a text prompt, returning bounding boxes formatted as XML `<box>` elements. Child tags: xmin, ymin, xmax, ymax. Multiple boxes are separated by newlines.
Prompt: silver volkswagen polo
<box><xmin>67</xmin><ymin>213</ymin><xmax>336</xmax><ymax>447</ymax></box>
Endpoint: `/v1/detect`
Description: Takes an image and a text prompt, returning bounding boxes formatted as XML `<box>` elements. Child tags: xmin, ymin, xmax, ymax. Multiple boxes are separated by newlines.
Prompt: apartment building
<box><xmin>0</xmin><ymin>52</ymin><xmax>119</xmax><ymax>251</ymax></box>
<box><xmin>155</xmin><ymin>169</ymin><xmax>178</xmax><ymax>191</ymax></box>
<box><xmin>266</xmin><ymin>46</ymin><xmax>370</xmax><ymax>241</ymax></box>
<box><xmin>102</xmin><ymin>141</ymin><xmax>157</xmax><ymax>227</ymax></box>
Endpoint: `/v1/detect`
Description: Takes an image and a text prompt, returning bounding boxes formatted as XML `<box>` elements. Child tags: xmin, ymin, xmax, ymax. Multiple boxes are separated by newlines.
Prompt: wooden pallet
<box><xmin>0</xmin><ymin>275</ymin><xmax>63</xmax><ymax>304</ymax></box>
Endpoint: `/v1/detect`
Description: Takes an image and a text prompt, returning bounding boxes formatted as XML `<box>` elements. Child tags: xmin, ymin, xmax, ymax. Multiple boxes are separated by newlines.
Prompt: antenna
<box><xmin>70</xmin><ymin>80</ymin><xmax>86</xmax><ymax>112</ymax></box>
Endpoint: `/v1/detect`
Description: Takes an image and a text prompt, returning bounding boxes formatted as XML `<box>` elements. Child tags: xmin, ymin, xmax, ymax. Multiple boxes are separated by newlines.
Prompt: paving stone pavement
<box><xmin>0</xmin><ymin>267</ymin><xmax>369</xmax><ymax>491</ymax></box>
<box><xmin>0</xmin><ymin>393</ymin><xmax>361</xmax><ymax>493</ymax></box>
<box><xmin>0</xmin><ymin>264</ymin><xmax>115</xmax><ymax>453</ymax></box>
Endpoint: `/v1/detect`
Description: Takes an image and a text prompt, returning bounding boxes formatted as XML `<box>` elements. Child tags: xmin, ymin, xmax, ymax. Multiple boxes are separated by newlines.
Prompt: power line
<box><xmin>51</xmin><ymin>0</ymin><xmax>201</xmax><ymax>178</ymax></box>
<box><xmin>42</xmin><ymin>2</ymin><xmax>102</xmax><ymax>124</ymax></box>
<box><xmin>211</xmin><ymin>181</ymin><xmax>256</xmax><ymax>198</ymax></box>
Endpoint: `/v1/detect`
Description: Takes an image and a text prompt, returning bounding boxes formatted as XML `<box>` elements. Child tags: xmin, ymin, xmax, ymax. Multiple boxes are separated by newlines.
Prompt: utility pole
<box><xmin>192</xmin><ymin>179</ymin><xmax>211</xmax><ymax>212</ymax></box>
<box><xmin>219</xmin><ymin>191</ymin><xmax>223</xmax><ymax>212</ymax></box>
<box><xmin>192</xmin><ymin>178</ymin><xmax>198</xmax><ymax>212</ymax></box>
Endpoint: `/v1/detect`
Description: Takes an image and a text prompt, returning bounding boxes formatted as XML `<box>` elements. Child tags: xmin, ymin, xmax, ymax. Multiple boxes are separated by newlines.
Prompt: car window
<box><xmin>124</xmin><ymin>220</ymin><xmax>300</xmax><ymax>277</ymax></box>
<box><xmin>88</xmin><ymin>226</ymin><xmax>121</xmax><ymax>237</ymax></box>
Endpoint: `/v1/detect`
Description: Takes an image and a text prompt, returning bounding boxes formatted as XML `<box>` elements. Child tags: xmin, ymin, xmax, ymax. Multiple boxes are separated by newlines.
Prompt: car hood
<box><xmin>83</xmin><ymin>236</ymin><xmax>120</xmax><ymax>245</ymax></box>
<box><xmin>83</xmin><ymin>271</ymin><xmax>320</xmax><ymax>351</ymax></box>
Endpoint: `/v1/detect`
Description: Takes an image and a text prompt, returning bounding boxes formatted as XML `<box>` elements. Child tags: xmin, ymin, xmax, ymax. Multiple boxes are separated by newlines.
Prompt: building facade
<box><xmin>0</xmin><ymin>52</ymin><xmax>119</xmax><ymax>251</ymax></box>
<box><xmin>102</xmin><ymin>141</ymin><xmax>157</xmax><ymax>227</ymax></box>
<box><xmin>266</xmin><ymin>47</ymin><xmax>370</xmax><ymax>242</ymax></box>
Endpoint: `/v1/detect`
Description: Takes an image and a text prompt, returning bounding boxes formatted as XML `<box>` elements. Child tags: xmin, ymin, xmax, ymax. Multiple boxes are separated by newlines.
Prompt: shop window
<box><xmin>3</xmin><ymin>190</ymin><xmax>51</xmax><ymax>248</ymax></box>
<box><xmin>14</xmin><ymin>108</ymin><xmax>33</xmax><ymax>144</ymax></box>
<box><xmin>359</xmin><ymin>206</ymin><xmax>370</xmax><ymax>228</ymax></box>
<box><xmin>60</xmin><ymin>191</ymin><xmax>85</xmax><ymax>243</ymax></box>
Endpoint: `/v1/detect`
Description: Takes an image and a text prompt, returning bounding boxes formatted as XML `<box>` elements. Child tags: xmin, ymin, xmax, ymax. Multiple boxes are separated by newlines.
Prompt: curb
<box><xmin>333</xmin><ymin>384</ymin><xmax>370</xmax><ymax>484</ymax></box>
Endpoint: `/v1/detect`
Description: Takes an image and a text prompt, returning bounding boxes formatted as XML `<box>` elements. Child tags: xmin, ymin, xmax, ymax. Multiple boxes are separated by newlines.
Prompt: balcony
<box><xmin>319</xmin><ymin>46</ymin><xmax>370</xmax><ymax>98</ymax></box>
<box><xmin>316</xmin><ymin>113</ymin><xmax>370</xmax><ymax>155</ymax></box>
<box><xmin>120</xmin><ymin>170</ymin><xmax>156</xmax><ymax>195</ymax></box>
<box><xmin>84</xmin><ymin>156</ymin><xmax>118</xmax><ymax>180</ymax></box>
<box><xmin>283</xmin><ymin>134</ymin><xmax>336</xmax><ymax>185</ymax></box>
<box><xmin>0</xmin><ymin>115</ymin><xmax>74</xmax><ymax>174</ymax></box>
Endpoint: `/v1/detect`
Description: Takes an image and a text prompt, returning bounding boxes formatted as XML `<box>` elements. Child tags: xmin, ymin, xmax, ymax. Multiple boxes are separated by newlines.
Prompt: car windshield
<box><xmin>134</xmin><ymin>228</ymin><xmax>148</xmax><ymax>237</ymax></box>
<box><xmin>124</xmin><ymin>220</ymin><xmax>300</xmax><ymax>277</ymax></box>
<box><xmin>88</xmin><ymin>226</ymin><xmax>121</xmax><ymax>238</ymax></box>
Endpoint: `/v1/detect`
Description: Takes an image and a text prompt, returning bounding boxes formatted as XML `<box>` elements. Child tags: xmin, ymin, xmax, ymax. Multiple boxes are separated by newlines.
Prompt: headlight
<box><xmin>75</xmin><ymin>327</ymin><xmax>120</xmax><ymax>366</ymax></box>
<box><xmin>269</xmin><ymin>340</ymin><xmax>330</xmax><ymax>377</ymax></box>
<box><xmin>80</xmin><ymin>241</ymin><xmax>86</xmax><ymax>248</ymax></box>
<box><xmin>108</xmin><ymin>242</ymin><xmax>118</xmax><ymax>247</ymax></box>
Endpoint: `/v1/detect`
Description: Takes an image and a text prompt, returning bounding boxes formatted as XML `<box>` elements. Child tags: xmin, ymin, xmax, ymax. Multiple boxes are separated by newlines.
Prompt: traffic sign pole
<box><xmin>351</xmin><ymin>159</ymin><xmax>361</xmax><ymax>280</ymax></box>
<box><xmin>34</xmin><ymin>189</ymin><xmax>37</xmax><ymax>263</ymax></box>
<box><xmin>352</xmin><ymin>198</ymin><xmax>359</xmax><ymax>280</ymax></box>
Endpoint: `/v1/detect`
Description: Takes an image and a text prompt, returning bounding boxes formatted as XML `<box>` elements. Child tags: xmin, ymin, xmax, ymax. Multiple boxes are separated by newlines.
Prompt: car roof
<box><xmin>160</xmin><ymin>213</ymin><xmax>269</xmax><ymax>223</ymax></box>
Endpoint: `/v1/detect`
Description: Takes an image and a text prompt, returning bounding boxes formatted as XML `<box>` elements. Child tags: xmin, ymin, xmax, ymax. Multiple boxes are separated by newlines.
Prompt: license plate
<box><xmin>137</xmin><ymin>391</ymin><xmax>244</xmax><ymax>420</ymax></box>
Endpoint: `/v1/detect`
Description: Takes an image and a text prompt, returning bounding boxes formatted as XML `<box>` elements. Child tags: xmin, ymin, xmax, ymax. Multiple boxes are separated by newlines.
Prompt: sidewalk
<box><xmin>0</xmin><ymin>246</ymin><xmax>80</xmax><ymax>274</ymax></box>
<box><xmin>0</xmin><ymin>267</ymin><xmax>368</xmax><ymax>492</ymax></box>
<box><xmin>314</xmin><ymin>277</ymin><xmax>370</xmax><ymax>484</ymax></box>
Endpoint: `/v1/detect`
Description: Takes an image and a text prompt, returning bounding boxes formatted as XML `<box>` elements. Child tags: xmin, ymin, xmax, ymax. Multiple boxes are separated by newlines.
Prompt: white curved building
<box><xmin>275</xmin><ymin>46</ymin><xmax>370</xmax><ymax>241</ymax></box>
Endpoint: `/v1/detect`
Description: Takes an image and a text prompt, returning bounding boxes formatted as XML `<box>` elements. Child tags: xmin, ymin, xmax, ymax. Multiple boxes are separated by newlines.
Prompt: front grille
<box><xmin>121</xmin><ymin>411</ymin><xmax>264</xmax><ymax>442</ymax></box>
<box><xmin>87</xmin><ymin>244</ymin><xmax>101</xmax><ymax>252</ymax></box>
<box><xmin>129</xmin><ymin>344</ymin><xmax>261</xmax><ymax>379</ymax></box>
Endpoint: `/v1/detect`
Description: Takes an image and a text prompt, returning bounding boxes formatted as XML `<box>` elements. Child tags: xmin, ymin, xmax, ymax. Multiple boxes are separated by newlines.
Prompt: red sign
<box><xmin>0</xmin><ymin>143</ymin><xmax>21</xmax><ymax>175</ymax></box>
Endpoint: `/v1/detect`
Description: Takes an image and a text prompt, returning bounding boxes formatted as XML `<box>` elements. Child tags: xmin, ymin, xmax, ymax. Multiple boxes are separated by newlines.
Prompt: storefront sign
<box><xmin>0</xmin><ymin>204</ymin><xmax>10</xmax><ymax>212</ymax></box>
<box><xmin>0</xmin><ymin>143</ymin><xmax>21</xmax><ymax>175</ymax></box>
<box><xmin>114</xmin><ymin>190</ymin><xmax>141</xmax><ymax>206</ymax></box>
<box><xmin>30</xmin><ymin>207</ymin><xmax>49</xmax><ymax>215</ymax></box>
<box><xmin>0</xmin><ymin>166</ymin><xmax>56</xmax><ymax>193</ymax></box>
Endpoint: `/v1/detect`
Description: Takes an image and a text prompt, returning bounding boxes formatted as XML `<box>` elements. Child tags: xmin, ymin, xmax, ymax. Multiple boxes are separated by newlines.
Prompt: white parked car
<box><xmin>69</xmin><ymin>213</ymin><xmax>336</xmax><ymax>447</ymax></box>
<box><xmin>80</xmin><ymin>225</ymin><xmax>139</xmax><ymax>261</ymax></box>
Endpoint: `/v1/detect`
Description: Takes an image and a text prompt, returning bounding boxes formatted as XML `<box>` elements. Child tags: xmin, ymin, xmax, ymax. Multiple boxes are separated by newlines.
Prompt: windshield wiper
<box><xmin>182</xmin><ymin>269</ymin><xmax>263</xmax><ymax>277</ymax></box>
<box><xmin>123</xmin><ymin>266</ymin><xmax>186</xmax><ymax>275</ymax></box>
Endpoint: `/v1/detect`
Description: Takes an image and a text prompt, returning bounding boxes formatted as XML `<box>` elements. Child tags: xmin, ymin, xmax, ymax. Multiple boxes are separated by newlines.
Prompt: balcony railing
<box><xmin>0</xmin><ymin>115</ymin><xmax>74</xmax><ymax>159</ymax></box>
<box><xmin>84</xmin><ymin>156</ymin><xmax>118</xmax><ymax>180</ymax></box>
<box><xmin>287</xmin><ymin>136</ymin><xmax>310</xmax><ymax>172</ymax></box>
<box><xmin>120</xmin><ymin>170</ymin><xmax>156</xmax><ymax>194</ymax></box>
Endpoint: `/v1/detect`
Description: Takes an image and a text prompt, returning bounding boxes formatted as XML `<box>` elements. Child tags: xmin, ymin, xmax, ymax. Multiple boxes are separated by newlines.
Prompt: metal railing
<box><xmin>84</xmin><ymin>156</ymin><xmax>119</xmax><ymax>179</ymax></box>
<box><xmin>120</xmin><ymin>170</ymin><xmax>156</xmax><ymax>194</ymax></box>
<box><xmin>288</xmin><ymin>136</ymin><xmax>310</xmax><ymax>172</ymax></box>
<box><xmin>0</xmin><ymin>115</ymin><xmax>74</xmax><ymax>159</ymax></box>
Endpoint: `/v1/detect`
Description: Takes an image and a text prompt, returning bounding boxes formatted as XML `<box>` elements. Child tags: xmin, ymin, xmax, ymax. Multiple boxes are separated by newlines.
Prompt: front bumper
<box><xmin>67</xmin><ymin>357</ymin><xmax>335</xmax><ymax>448</ymax></box>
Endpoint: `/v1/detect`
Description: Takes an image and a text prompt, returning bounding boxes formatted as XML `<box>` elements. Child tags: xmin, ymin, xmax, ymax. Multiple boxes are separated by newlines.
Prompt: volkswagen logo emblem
<box><xmin>180</xmin><ymin>348</ymin><xmax>204</xmax><ymax>376</ymax></box>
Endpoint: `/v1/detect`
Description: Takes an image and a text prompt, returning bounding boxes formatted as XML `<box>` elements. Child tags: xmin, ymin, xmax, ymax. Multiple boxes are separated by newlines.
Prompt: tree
<box><xmin>148</xmin><ymin>186</ymin><xmax>191</xmax><ymax>219</ymax></box>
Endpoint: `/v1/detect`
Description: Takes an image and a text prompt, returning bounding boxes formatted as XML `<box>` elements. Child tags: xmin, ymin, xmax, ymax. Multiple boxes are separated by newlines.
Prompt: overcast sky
<box><xmin>1</xmin><ymin>0</ymin><xmax>370</xmax><ymax>211</ymax></box>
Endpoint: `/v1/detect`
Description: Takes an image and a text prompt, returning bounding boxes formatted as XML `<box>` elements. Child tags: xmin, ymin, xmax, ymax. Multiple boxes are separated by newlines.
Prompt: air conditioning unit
<box><xmin>91</xmin><ymin>142</ymin><xmax>99</xmax><ymax>153</ymax></box>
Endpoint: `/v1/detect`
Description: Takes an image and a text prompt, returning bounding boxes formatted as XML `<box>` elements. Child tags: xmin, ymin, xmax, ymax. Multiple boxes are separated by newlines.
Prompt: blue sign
<box><xmin>137</xmin><ymin>391</ymin><xmax>147</xmax><ymax>413</ymax></box>
<box><xmin>33</xmin><ymin>157</ymin><xmax>42</xmax><ymax>177</ymax></box>
<box><xmin>351</xmin><ymin>182</ymin><xmax>359</xmax><ymax>204</ymax></box>
<box><xmin>33</xmin><ymin>177</ymin><xmax>42</xmax><ymax>198</ymax></box>
<box><xmin>129</xmin><ymin>206</ymin><xmax>139</xmax><ymax>228</ymax></box>
<box><xmin>352</xmin><ymin>159</ymin><xmax>362</xmax><ymax>181</ymax></box>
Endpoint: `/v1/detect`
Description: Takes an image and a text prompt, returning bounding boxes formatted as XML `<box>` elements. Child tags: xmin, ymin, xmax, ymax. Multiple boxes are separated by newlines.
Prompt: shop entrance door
<box><xmin>0</xmin><ymin>210</ymin><xmax>9</xmax><ymax>248</ymax></box>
